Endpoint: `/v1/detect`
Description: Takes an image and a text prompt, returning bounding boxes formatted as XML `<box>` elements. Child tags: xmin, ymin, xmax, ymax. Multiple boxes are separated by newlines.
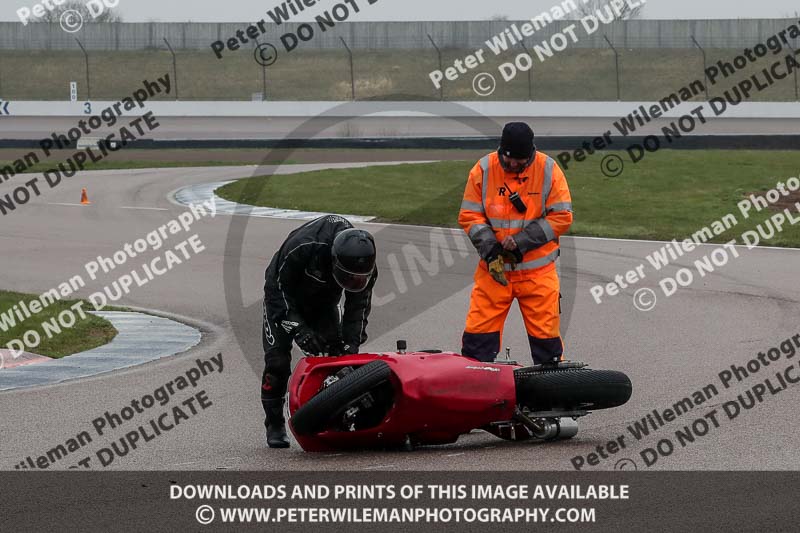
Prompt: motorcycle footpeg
<box><xmin>483</xmin><ymin>421</ymin><xmax>533</xmax><ymax>441</ymax></box>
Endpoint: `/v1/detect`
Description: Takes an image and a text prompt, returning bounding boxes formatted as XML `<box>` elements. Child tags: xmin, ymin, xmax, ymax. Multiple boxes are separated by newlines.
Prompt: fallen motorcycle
<box><xmin>288</xmin><ymin>342</ymin><xmax>632</xmax><ymax>452</ymax></box>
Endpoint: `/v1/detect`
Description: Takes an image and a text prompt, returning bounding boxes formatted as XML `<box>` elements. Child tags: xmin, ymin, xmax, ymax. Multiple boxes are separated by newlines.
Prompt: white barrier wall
<box><xmin>4</xmin><ymin>101</ymin><xmax>800</xmax><ymax>119</ymax></box>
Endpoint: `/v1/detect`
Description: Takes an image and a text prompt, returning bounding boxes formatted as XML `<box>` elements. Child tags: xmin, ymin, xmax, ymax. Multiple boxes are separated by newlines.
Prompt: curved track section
<box><xmin>0</xmin><ymin>164</ymin><xmax>799</xmax><ymax>471</ymax></box>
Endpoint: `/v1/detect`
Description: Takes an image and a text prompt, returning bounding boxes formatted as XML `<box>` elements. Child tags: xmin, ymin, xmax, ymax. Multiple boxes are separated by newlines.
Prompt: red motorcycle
<box><xmin>288</xmin><ymin>342</ymin><xmax>632</xmax><ymax>452</ymax></box>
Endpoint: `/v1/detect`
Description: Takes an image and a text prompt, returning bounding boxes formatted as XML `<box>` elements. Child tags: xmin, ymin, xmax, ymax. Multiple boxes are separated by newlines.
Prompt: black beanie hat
<box><xmin>499</xmin><ymin>122</ymin><xmax>535</xmax><ymax>159</ymax></box>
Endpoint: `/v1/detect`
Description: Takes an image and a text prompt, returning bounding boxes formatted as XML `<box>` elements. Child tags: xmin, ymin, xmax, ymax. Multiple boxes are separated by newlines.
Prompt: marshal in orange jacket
<box><xmin>458</xmin><ymin>150</ymin><xmax>573</xmax><ymax>280</ymax></box>
<box><xmin>458</xmin><ymin>150</ymin><xmax>573</xmax><ymax>363</ymax></box>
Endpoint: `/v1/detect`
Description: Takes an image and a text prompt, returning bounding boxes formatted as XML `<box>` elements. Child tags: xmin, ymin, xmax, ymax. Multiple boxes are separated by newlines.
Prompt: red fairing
<box><xmin>288</xmin><ymin>352</ymin><xmax>518</xmax><ymax>452</ymax></box>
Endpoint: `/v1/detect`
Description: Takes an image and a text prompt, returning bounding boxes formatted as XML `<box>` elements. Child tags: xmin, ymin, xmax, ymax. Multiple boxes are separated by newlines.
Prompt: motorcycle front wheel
<box><xmin>290</xmin><ymin>361</ymin><xmax>392</xmax><ymax>436</ymax></box>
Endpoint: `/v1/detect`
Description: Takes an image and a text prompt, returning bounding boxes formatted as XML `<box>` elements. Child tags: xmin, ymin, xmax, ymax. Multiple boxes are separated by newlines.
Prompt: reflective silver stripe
<box><xmin>537</xmin><ymin>218</ymin><xmax>556</xmax><ymax>241</ymax></box>
<box><xmin>504</xmin><ymin>249</ymin><xmax>560</xmax><ymax>272</ymax></box>
<box><xmin>460</xmin><ymin>200</ymin><xmax>484</xmax><ymax>212</ymax></box>
<box><xmin>547</xmin><ymin>202</ymin><xmax>573</xmax><ymax>213</ymax></box>
<box><xmin>488</xmin><ymin>218</ymin><xmax>527</xmax><ymax>230</ymax></box>
<box><xmin>469</xmin><ymin>223</ymin><xmax>492</xmax><ymax>239</ymax></box>
<box><xmin>541</xmin><ymin>156</ymin><xmax>554</xmax><ymax>216</ymax></box>
<box><xmin>480</xmin><ymin>155</ymin><xmax>490</xmax><ymax>213</ymax></box>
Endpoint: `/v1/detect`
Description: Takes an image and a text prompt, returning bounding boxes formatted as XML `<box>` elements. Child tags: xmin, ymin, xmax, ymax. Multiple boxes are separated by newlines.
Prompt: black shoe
<box><xmin>263</xmin><ymin>399</ymin><xmax>290</xmax><ymax>449</ymax></box>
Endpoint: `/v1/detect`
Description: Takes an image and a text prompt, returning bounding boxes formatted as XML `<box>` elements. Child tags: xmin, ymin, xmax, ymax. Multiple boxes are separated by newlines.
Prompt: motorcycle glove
<box><xmin>329</xmin><ymin>342</ymin><xmax>359</xmax><ymax>357</ymax></box>
<box><xmin>292</xmin><ymin>325</ymin><xmax>325</xmax><ymax>355</ymax></box>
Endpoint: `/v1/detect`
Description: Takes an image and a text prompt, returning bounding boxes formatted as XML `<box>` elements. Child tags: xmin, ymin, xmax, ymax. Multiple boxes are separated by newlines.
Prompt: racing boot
<box><xmin>263</xmin><ymin>398</ymin><xmax>290</xmax><ymax>449</ymax></box>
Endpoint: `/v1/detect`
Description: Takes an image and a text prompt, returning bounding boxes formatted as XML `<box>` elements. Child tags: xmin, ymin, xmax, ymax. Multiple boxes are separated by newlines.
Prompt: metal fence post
<box><xmin>163</xmin><ymin>38</ymin><xmax>179</xmax><ymax>100</ymax></box>
<box><xmin>254</xmin><ymin>37</ymin><xmax>267</xmax><ymax>101</ymax></box>
<box><xmin>603</xmin><ymin>35</ymin><xmax>621</xmax><ymax>101</ymax></box>
<box><xmin>427</xmin><ymin>33</ymin><xmax>444</xmax><ymax>101</ymax></box>
<box><xmin>75</xmin><ymin>38</ymin><xmax>91</xmax><ymax>101</ymax></box>
<box><xmin>340</xmin><ymin>37</ymin><xmax>355</xmax><ymax>101</ymax></box>
<box><xmin>690</xmin><ymin>35</ymin><xmax>710</xmax><ymax>100</ymax></box>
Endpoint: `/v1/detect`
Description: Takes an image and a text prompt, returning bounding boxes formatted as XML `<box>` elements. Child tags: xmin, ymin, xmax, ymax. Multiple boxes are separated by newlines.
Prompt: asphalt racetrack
<box><xmin>1</xmin><ymin>161</ymin><xmax>799</xmax><ymax>472</ymax></box>
<box><xmin>3</xmin><ymin>115</ymin><xmax>800</xmax><ymax>140</ymax></box>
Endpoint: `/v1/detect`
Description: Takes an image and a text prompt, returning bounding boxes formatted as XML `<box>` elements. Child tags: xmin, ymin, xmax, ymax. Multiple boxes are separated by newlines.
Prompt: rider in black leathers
<box><xmin>261</xmin><ymin>215</ymin><xmax>377</xmax><ymax>448</ymax></box>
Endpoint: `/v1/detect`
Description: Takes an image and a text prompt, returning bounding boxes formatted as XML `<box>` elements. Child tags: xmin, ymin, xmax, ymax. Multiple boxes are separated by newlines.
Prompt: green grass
<box><xmin>216</xmin><ymin>150</ymin><xmax>800</xmax><ymax>247</ymax></box>
<box><xmin>2</xmin><ymin>48</ymin><xmax>797</xmax><ymax>101</ymax></box>
<box><xmin>0</xmin><ymin>291</ymin><xmax>119</xmax><ymax>359</ymax></box>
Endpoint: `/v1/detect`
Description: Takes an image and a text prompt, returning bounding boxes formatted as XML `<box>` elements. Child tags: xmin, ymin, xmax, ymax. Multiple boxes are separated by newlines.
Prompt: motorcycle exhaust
<box><xmin>513</xmin><ymin>408</ymin><xmax>579</xmax><ymax>441</ymax></box>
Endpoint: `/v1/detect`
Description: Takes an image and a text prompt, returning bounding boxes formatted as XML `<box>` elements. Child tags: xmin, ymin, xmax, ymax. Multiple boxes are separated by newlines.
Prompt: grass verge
<box><xmin>0</xmin><ymin>291</ymin><xmax>120</xmax><ymax>359</ymax></box>
<box><xmin>216</xmin><ymin>150</ymin><xmax>800</xmax><ymax>247</ymax></box>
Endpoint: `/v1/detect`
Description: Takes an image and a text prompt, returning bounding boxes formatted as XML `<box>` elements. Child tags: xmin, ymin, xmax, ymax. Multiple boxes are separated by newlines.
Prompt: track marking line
<box><xmin>365</xmin><ymin>464</ymin><xmax>397</xmax><ymax>470</ymax></box>
<box><xmin>568</xmin><ymin>234</ymin><xmax>800</xmax><ymax>252</ymax></box>
<box><xmin>46</xmin><ymin>202</ymin><xmax>86</xmax><ymax>207</ymax></box>
<box><xmin>120</xmin><ymin>206</ymin><xmax>170</xmax><ymax>211</ymax></box>
<box><xmin>445</xmin><ymin>453</ymin><xmax>465</xmax><ymax>457</ymax></box>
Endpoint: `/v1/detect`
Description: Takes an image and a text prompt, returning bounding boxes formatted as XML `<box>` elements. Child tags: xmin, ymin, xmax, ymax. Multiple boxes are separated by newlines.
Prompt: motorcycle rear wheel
<box><xmin>514</xmin><ymin>368</ymin><xmax>632</xmax><ymax>411</ymax></box>
<box><xmin>291</xmin><ymin>361</ymin><xmax>392</xmax><ymax>436</ymax></box>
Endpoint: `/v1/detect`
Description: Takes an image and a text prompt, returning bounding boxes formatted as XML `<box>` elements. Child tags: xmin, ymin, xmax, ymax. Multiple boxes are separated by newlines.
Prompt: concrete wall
<box><xmin>1</xmin><ymin>19</ymin><xmax>798</xmax><ymax>51</ymax></box>
<box><xmin>6</xmin><ymin>100</ymin><xmax>800</xmax><ymax>118</ymax></box>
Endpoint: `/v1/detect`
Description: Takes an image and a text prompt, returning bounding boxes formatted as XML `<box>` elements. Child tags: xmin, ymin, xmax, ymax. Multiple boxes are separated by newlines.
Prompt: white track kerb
<box><xmin>0</xmin><ymin>311</ymin><xmax>201</xmax><ymax>392</ymax></box>
<box><xmin>173</xmin><ymin>181</ymin><xmax>375</xmax><ymax>223</ymax></box>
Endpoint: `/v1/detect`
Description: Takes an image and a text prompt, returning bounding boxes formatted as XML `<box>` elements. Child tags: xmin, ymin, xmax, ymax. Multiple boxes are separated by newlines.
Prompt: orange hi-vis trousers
<box><xmin>462</xmin><ymin>262</ymin><xmax>563</xmax><ymax>364</ymax></box>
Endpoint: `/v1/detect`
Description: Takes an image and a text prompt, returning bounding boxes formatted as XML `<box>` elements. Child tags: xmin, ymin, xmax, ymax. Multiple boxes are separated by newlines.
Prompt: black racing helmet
<box><xmin>332</xmin><ymin>228</ymin><xmax>376</xmax><ymax>292</ymax></box>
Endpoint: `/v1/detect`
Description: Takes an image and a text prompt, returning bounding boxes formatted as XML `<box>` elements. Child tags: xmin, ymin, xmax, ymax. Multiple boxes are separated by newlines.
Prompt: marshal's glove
<box><xmin>485</xmin><ymin>243</ymin><xmax>509</xmax><ymax>287</ymax></box>
<box><xmin>501</xmin><ymin>248</ymin><xmax>523</xmax><ymax>269</ymax></box>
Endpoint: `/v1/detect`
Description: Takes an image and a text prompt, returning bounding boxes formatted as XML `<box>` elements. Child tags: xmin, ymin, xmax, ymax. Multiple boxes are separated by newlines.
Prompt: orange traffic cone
<box><xmin>80</xmin><ymin>188</ymin><xmax>91</xmax><ymax>205</ymax></box>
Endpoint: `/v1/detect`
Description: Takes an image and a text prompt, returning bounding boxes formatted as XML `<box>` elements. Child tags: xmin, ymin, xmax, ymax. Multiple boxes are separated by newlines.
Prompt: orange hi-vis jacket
<box><xmin>459</xmin><ymin>151</ymin><xmax>573</xmax><ymax>280</ymax></box>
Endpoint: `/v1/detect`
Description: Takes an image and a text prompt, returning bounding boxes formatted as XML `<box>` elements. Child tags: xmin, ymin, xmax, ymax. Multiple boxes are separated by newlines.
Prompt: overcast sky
<box><xmin>2</xmin><ymin>0</ymin><xmax>799</xmax><ymax>22</ymax></box>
